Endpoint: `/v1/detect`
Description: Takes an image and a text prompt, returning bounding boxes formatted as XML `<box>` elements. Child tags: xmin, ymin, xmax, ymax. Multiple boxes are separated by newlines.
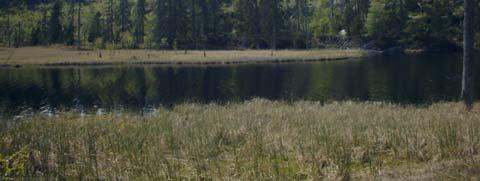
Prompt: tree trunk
<box><xmin>107</xmin><ymin>0</ymin><xmax>114</xmax><ymax>43</ymax></box>
<box><xmin>303</xmin><ymin>0</ymin><xmax>310</xmax><ymax>49</ymax></box>
<box><xmin>7</xmin><ymin>13</ymin><xmax>11</xmax><ymax>47</ymax></box>
<box><xmin>77</xmin><ymin>2</ymin><xmax>82</xmax><ymax>49</ymax></box>
<box><xmin>271</xmin><ymin>0</ymin><xmax>278</xmax><ymax>56</ymax></box>
<box><xmin>200</xmin><ymin>0</ymin><xmax>207</xmax><ymax>52</ymax></box>
<box><xmin>253</xmin><ymin>0</ymin><xmax>261</xmax><ymax>49</ymax></box>
<box><xmin>7</xmin><ymin>0</ymin><xmax>11</xmax><ymax>48</ymax></box>
<box><xmin>462</xmin><ymin>0</ymin><xmax>475</xmax><ymax>110</ymax></box>
<box><xmin>191</xmin><ymin>0</ymin><xmax>197</xmax><ymax>49</ymax></box>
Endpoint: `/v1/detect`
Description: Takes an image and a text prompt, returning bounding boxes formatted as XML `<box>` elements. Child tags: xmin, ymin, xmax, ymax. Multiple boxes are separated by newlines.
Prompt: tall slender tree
<box><xmin>104</xmin><ymin>0</ymin><xmax>115</xmax><ymax>43</ymax></box>
<box><xmin>176</xmin><ymin>0</ymin><xmax>189</xmax><ymax>50</ymax></box>
<box><xmin>191</xmin><ymin>0</ymin><xmax>198</xmax><ymax>49</ymax></box>
<box><xmin>200</xmin><ymin>0</ymin><xmax>208</xmax><ymax>51</ymax></box>
<box><xmin>48</xmin><ymin>0</ymin><xmax>63</xmax><ymax>44</ymax></box>
<box><xmin>153</xmin><ymin>0</ymin><xmax>167</xmax><ymax>48</ymax></box>
<box><xmin>6</xmin><ymin>0</ymin><xmax>11</xmax><ymax>47</ymax></box>
<box><xmin>167</xmin><ymin>0</ymin><xmax>178</xmax><ymax>48</ymax></box>
<box><xmin>462</xmin><ymin>0</ymin><xmax>474</xmax><ymax>110</ymax></box>
<box><xmin>133</xmin><ymin>0</ymin><xmax>146</xmax><ymax>47</ymax></box>
<box><xmin>302</xmin><ymin>0</ymin><xmax>311</xmax><ymax>48</ymax></box>
<box><xmin>271</xmin><ymin>0</ymin><xmax>278</xmax><ymax>55</ymax></box>
<box><xmin>76</xmin><ymin>0</ymin><xmax>82</xmax><ymax>49</ymax></box>
<box><xmin>65</xmin><ymin>2</ymin><xmax>75</xmax><ymax>46</ymax></box>
<box><xmin>119</xmin><ymin>0</ymin><xmax>130</xmax><ymax>32</ymax></box>
<box><xmin>88</xmin><ymin>11</ymin><xmax>102</xmax><ymax>43</ymax></box>
<box><xmin>252</xmin><ymin>0</ymin><xmax>261</xmax><ymax>48</ymax></box>
<box><xmin>40</xmin><ymin>4</ymin><xmax>49</xmax><ymax>45</ymax></box>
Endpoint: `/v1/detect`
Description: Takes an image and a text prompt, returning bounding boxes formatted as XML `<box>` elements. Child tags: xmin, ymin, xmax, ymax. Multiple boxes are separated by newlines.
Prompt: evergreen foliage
<box><xmin>0</xmin><ymin>0</ymin><xmax>473</xmax><ymax>50</ymax></box>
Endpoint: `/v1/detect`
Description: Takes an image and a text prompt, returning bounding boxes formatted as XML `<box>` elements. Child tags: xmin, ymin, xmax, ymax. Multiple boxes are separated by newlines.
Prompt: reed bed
<box><xmin>0</xmin><ymin>47</ymin><xmax>364</xmax><ymax>66</ymax></box>
<box><xmin>1</xmin><ymin>99</ymin><xmax>479</xmax><ymax>180</ymax></box>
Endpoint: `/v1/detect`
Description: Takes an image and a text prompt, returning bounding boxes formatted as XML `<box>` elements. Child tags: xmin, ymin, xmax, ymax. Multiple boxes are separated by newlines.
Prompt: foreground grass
<box><xmin>1</xmin><ymin>100</ymin><xmax>480</xmax><ymax>179</ymax></box>
<box><xmin>0</xmin><ymin>47</ymin><xmax>364</xmax><ymax>66</ymax></box>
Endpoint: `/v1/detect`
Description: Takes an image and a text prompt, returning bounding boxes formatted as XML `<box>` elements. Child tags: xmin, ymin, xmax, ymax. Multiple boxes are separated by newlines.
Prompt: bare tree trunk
<box><xmin>462</xmin><ymin>0</ymin><xmax>475</xmax><ymax>110</ymax></box>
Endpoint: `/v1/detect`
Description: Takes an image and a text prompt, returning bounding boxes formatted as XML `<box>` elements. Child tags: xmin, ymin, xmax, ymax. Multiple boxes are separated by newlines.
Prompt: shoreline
<box><xmin>0</xmin><ymin>47</ymin><xmax>365</xmax><ymax>67</ymax></box>
<box><xmin>1</xmin><ymin>100</ymin><xmax>478</xmax><ymax>179</ymax></box>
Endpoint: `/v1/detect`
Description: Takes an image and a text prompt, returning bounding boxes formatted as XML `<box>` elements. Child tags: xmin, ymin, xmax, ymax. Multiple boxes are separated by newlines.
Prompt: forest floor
<box><xmin>0</xmin><ymin>47</ymin><xmax>365</xmax><ymax>66</ymax></box>
<box><xmin>1</xmin><ymin>99</ymin><xmax>479</xmax><ymax>179</ymax></box>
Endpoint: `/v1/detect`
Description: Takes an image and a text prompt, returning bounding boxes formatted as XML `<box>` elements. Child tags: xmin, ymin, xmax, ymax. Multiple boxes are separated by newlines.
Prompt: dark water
<box><xmin>1</xmin><ymin>53</ymin><xmax>479</xmax><ymax>116</ymax></box>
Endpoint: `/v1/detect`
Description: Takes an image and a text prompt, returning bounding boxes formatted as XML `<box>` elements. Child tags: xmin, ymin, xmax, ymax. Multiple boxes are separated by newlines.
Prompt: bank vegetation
<box><xmin>1</xmin><ymin>100</ymin><xmax>479</xmax><ymax>179</ymax></box>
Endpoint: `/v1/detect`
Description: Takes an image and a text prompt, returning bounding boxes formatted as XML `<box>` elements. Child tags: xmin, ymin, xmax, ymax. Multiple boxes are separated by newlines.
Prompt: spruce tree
<box><xmin>65</xmin><ymin>3</ymin><xmax>75</xmax><ymax>46</ymax></box>
<box><xmin>104</xmin><ymin>0</ymin><xmax>115</xmax><ymax>43</ymax></box>
<box><xmin>119</xmin><ymin>0</ymin><xmax>130</xmax><ymax>32</ymax></box>
<box><xmin>133</xmin><ymin>0</ymin><xmax>146</xmax><ymax>47</ymax></box>
<box><xmin>153</xmin><ymin>0</ymin><xmax>166</xmax><ymax>48</ymax></box>
<box><xmin>462</xmin><ymin>0</ymin><xmax>475</xmax><ymax>110</ymax></box>
<box><xmin>48</xmin><ymin>0</ymin><xmax>63</xmax><ymax>44</ymax></box>
<box><xmin>76</xmin><ymin>0</ymin><xmax>82</xmax><ymax>49</ymax></box>
<box><xmin>88</xmin><ymin>12</ymin><xmax>102</xmax><ymax>43</ymax></box>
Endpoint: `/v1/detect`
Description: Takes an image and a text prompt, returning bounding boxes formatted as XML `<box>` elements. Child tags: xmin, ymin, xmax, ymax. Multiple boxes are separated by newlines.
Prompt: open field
<box><xmin>1</xmin><ymin>100</ymin><xmax>479</xmax><ymax>179</ymax></box>
<box><xmin>0</xmin><ymin>47</ymin><xmax>365</xmax><ymax>66</ymax></box>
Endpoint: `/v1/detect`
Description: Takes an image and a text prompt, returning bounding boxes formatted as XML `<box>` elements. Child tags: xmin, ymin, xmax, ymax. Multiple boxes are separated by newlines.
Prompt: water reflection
<box><xmin>0</xmin><ymin>53</ymin><xmax>478</xmax><ymax>115</ymax></box>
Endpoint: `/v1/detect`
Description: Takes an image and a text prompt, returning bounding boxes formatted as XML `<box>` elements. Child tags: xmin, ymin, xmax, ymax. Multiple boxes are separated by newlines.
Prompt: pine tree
<box><xmin>133</xmin><ymin>0</ymin><xmax>146</xmax><ymax>47</ymax></box>
<box><xmin>6</xmin><ymin>0</ymin><xmax>11</xmax><ymax>47</ymax></box>
<box><xmin>104</xmin><ymin>0</ymin><xmax>115</xmax><ymax>43</ymax></box>
<box><xmin>190</xmin><ymin>0</ymin><xmax>198</xmax><ymax>49</ymax></box>
<box><xmin>119</xmin><ymin>0</ymin><xmax>130</xmax><ymax>32</ymax></box>
<box><xmin>271</xmin><ymin>0</ymin><xmax>279</xmax><ymax>55</ymax></box>
<box><xmin>88</xmin><ymin>12</ymin><xmax>102</xmax><ymax>43</ymax></box>
<box><xmin>365</xmin><ymin>0</ymin><xmax>407</xmax><ymax>47</ymax></box>
<box><xmin>65</xmin><ymin>3</ymin><xmax>75</xmax><ymax>46</ymax></box>
<box><xmin>199</xmin><ymin>0</ymin><xmax>208</xmax><ymax>49</ymax></box>
<box><xmin>462</xmin><ymin>0</ymin><xmax>474</xmax><ymax>110</ymax></box>
<box><xmin>153</xmin><ymin>0</ymin><xmax>164</xmax><ymax>48</ymax></box>
<box><xmin>167</xmin><ymin>0</ymin><xmax>177</xmax><ymax>48</ymax></box>
<box><xmin>176</xmin><ymin>0</ymin><xmax>189</xmax><ymax>50</ymax></box>
<box><xmin>48</xmin><ymin>0</ymin><xmax>63</xmax><ymax>44</ymax></box>
<box><xmin>76</xmin><ymin>0</ymin><xmax>82</xmax><ymax>49</ymax></box>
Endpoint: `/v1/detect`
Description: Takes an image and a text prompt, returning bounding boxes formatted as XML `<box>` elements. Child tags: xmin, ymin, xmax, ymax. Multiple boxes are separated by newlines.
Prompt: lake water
<box><xmin>1</xmin><ymin>53</ymin><xmax>479</xmax><ymax>116</ymax></box>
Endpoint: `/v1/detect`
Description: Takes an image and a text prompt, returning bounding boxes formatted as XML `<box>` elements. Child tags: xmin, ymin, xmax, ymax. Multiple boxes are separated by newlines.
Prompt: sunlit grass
<box><xmin>1</xmin><ymin>99</ymin><xmax>479</xmax><ymax>179</ymax></box>
<box><xmin>0</xmin><ymin>47</ymin><xmax>364</xmax><ymax>65</ymax></box>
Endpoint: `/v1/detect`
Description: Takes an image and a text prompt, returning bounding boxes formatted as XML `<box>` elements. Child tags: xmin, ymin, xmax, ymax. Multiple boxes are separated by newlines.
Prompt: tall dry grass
<box><xmin>0</xmin><ymin>47</ymin><xmax>364</xmax><ymax>65</ymax></box>
<box><xmin>0</xmin><ymin>99</ymin><xmax>479</xmax><ymax>179</ymax></box>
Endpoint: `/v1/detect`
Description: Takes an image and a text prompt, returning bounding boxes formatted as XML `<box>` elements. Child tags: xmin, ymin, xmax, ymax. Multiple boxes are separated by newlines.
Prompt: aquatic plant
<box><xmin>0</xmin><ymin>99</ymin><xmax>479</xmax><ymax>179</ymax></box>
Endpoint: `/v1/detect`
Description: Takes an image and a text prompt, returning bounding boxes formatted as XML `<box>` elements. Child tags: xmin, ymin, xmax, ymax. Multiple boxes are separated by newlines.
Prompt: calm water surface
<box><xmin>1</xmin><ymin>53</ymin><xmax>479</xmax><ymax>116</ymax></box>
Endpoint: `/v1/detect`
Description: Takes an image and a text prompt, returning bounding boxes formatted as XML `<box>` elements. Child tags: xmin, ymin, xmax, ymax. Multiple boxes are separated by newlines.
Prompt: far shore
<box><xmin>0</xmin><ymin>47</ymin><xmax>365</xmax><ymax>66</ymax></box>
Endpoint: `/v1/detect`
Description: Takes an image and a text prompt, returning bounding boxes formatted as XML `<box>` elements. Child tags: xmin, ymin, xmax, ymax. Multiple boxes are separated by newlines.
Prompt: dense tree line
<box><xmin>0</xmin><ymin>0</ymin><xmax>477</xmax><ymax>50</ymax></box>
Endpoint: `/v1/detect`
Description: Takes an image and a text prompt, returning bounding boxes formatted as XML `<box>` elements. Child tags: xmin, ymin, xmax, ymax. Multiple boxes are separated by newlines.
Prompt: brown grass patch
<box><xmin>0</xmin><ymin>47</ymin><xmax>364</xmax><ymax>66</ymax></box>
<box><xmin>1</xmin><ymin>100</ymin><xmax>479</xmax><ymax>179</ymax></box>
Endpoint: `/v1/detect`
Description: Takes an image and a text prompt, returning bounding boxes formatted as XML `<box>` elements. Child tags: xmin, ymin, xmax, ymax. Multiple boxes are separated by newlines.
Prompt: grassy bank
<box><xmin>0</xmin><ymin>47</ymin><xmax>364</xmax><ymax>66</ymax></box>
<box><xmin>1</xmin><ymin>100</ymin><xmax>479</xmax><ymax>179</ymax></box>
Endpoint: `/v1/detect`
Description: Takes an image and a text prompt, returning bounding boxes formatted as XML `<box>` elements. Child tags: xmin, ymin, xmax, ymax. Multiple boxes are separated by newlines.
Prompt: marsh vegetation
<box><xmin>0</xmin><ymin>47</ymin><xmax>363</xmax><ymax>66</ymax></box>
<box><xmin>1</xmin><ymin>100</ymin><xmax>479</xmax><ymax>179</ymax></box>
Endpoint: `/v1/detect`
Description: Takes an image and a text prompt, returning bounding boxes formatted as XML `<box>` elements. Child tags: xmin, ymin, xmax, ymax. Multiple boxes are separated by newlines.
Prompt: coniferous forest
<box><xmin>0</xmin><ymin>0</ymin><xmax>475</xmax><ymax>50</ymax></box>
